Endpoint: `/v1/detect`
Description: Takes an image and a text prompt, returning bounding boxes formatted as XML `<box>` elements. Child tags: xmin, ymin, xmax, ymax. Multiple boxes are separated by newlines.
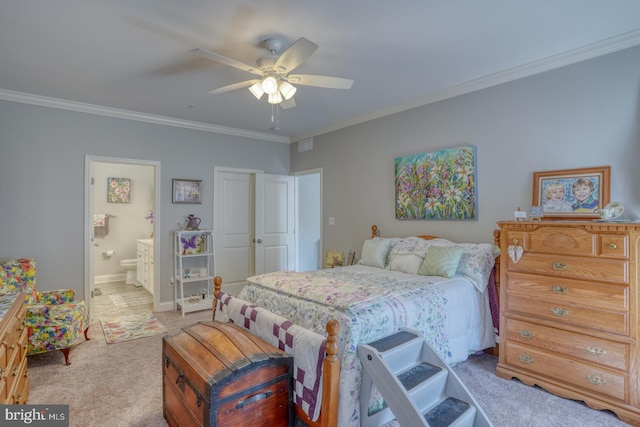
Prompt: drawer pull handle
<box><xmin>551</xmin><ymin>262</ymin><xmax>568</xmax><ymax>271</ymax></box>
<box><xmin>588</xmin><ymin>375</ymin><xmax>606</xmax><ymax>386</ymax></box>
<box><xmin>519</xmin><ymin>354</ymin><xmax>533</xmax><ymax>364</ymax></box>
<box><xmin>236</xmin><ymin>390</ymin><xmax>273</xmax><ymax>409</ymax></box>
<box><xmin>12</xmin><ymin>366</ymin><xmax>18</xmax><ymax>376</ymax></box>
<box><xmin>519</xmin><ymin>329</ymin><xmax>534</xmax><ymax>339</ymax></box>
<box><xmin>551</xmin><ymin>307</ymin><xmax>568</xmax><ymax>317</ymax></box>
<box><xmin>586</xmin><ymin>346</ymin><xmax>607</xmax><ymax>356</ymax></box>
<box><xmin>196</xmin><ymin>394</ymin><xmax>202</xmax><ymax>408</ymax></box>
<box><xmin>609</xmin><ymin>243</ymin><xmax>617</xmax><ymax>250</ymax></box>
<box><xmin>512</xmin><ymin>239</ymin><xmax>519</xmax><ymax>245</ymax></box>
<box><xmin>9</xmin><ymin>344</ymin><xmax>16</xmax><ymax>351</ymax></box>
<box><xmin>0</xmin><ymin>367</ymin><xmax>4</xmax><ymax>379</ymax></box>
<box><xmin>551</xmin><ymin>285</ymin><xmax>568</xmax><ymax>294</ymax></box>
<box><xmin>16</xmin><ymin>394</ymin><xmax>22</xmax><ymax>405</ymax></box>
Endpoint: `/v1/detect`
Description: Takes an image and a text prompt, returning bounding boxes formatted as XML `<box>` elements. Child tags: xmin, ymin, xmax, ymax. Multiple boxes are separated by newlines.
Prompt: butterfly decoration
<box><xmin>181</xmin><ymin>235</ymin><xmax>197</xmax><ymax>254</ymax></box>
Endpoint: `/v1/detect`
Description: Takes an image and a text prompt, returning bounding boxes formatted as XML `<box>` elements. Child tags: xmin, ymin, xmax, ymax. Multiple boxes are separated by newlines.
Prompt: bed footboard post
<box><xmin>321</xmin><ymin>319</ymin><xmax>340</xmax><ymax>427</ymax></box>
<box><xmin>212</xmin><ymin>276</ymin><xmax>222</xmax><ymax>315</ymax></box>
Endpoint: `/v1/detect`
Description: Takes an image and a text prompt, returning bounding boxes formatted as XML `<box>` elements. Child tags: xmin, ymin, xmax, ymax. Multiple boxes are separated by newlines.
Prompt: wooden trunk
<box><xmin>163</xmin><ymin>321</ymin><xmax>293</xmax><ymax>427</ymax></box>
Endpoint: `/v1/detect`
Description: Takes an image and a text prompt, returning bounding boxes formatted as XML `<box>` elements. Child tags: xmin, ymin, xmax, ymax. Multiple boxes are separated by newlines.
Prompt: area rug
<box><xmin>101</xmin><ymin>311</ymin><xmax>167</xmax><ymax>344</ymax></box>
<box><xmin>108</xmin><ymin>292</ymin><xmax>153</xmax><ymax>308</ymax></box>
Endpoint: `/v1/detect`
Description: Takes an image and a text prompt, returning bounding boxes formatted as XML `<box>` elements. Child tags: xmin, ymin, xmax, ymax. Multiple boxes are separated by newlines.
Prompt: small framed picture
<box><xmin>173</xmin><ymin>179</ymin><xmax>202</xmax><ymax>204</ymax></box>
<box><xmin>529</xmin><ymin>206</ymin><xmax>544</xmax><ymax>220</ymax></box>
<box><xmin>532</xmin><ymin>166</ymin><xmax>610</xmax><ymax>220</ymax></box>
<box><xmin>346</xmin><ymin>250</ymin><xmax>356</xmax><ymax>266</ymax></box>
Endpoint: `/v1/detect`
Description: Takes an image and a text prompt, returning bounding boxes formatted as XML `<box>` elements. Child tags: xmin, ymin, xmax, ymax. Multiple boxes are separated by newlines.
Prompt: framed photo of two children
<box><xmin>532</xmin><ymin>166</ymin><xmax>610</xmax><ymax>220</ymax></box>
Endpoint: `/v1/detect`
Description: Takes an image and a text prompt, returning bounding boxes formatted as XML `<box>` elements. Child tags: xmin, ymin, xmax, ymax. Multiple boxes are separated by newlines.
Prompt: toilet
<box><xmin>120</xmin><ymin>258</ymin><xmax>137</xmax><ymax>285</ymax></box>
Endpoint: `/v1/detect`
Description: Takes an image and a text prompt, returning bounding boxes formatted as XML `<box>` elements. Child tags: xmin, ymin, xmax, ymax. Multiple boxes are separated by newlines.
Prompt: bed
<box><xmin>213</xmin><ymin>225</ymin><xmax>501</xmax><ymax>427</ymax></box>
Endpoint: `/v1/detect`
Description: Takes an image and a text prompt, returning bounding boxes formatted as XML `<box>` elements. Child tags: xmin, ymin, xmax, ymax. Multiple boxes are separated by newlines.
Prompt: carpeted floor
<box><xmin>27</xmin><ymin>307</ymin><xmax>631</xmax><ymax>427</ymax></box>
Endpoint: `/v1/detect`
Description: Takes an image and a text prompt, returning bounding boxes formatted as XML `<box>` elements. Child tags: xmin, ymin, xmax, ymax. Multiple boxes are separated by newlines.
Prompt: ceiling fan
<box><xmin>192</xmin><ymin>37</ymin><xmax>354</xmax><ymax>109</ymax></box>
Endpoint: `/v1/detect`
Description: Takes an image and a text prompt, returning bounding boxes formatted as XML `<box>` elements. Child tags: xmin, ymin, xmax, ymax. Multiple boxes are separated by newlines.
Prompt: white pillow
<box><xmin>388</xmin><ymin>251</ymin><xmax>424</xmax><ymax>275</ymax></box>
<box><xmin>358</xmin><ymin>238</ymin><xmax>391</xmax><ymax>268</ymax></box>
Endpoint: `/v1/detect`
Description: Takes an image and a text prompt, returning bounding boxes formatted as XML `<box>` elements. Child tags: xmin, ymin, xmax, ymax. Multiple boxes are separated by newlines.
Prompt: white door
<box><xmin>214</xmin><ymin>168</ymin><xmax>255</xmax><ymax>296</ymax></box>
<box><xmin>254</xmin><ymin>173</ymin><xmax>295</xmax><ymax>274</ymax></box>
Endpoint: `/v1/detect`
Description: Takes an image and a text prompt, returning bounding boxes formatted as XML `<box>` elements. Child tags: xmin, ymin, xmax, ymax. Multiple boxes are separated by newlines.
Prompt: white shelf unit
<box><xmin>174</xmin><ymin>229</ymin><xmax>215</xmax><ymax>317</ymax></box>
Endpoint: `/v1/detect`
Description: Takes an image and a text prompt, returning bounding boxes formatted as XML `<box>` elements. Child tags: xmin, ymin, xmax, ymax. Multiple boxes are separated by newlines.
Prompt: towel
<box><xmin>215</xmin><ymin>292</ymin><xmax>327</xmax><ymax>422</ymax></box>
<box><xmin>93</xmin><ymin>214</ymin><xmax>106</xmax><ymax>227</ymax></box>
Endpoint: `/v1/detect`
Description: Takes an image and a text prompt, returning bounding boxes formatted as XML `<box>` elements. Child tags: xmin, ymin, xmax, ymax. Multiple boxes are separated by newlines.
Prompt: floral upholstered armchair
<box><xmin>0</xmin><ymin>258</ymin><xmax>90</xmax><ymax>365</ymax></box>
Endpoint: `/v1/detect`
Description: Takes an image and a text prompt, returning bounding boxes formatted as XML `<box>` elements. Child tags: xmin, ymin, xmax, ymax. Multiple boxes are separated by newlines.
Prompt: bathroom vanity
<box><xmin>136</xmin><ymin>239</ymin><xmax>154</xmax><ymax>295</ymax></box>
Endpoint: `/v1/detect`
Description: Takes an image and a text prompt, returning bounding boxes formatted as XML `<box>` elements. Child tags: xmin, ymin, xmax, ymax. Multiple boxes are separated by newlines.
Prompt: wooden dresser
<box><xmin>0</xmin><ymin>293</ymin><xmax>28</xmax><ymax>404</ymax></box>
<box><xmin>496</xmin><ymin>221</ymin><xmax>640</xmax><ymax>425</ymax></box>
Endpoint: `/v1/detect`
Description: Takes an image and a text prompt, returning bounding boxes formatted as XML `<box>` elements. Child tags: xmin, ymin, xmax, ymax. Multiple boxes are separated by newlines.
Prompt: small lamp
<box><xmin>279</xmin><ymin>81</ymin><xmax>297</xmax><ymax>100</ymax></box>
<box><xmin>268</xmin><ymin>91</ymin><xmax>283</xmax><ymax>105</ymax></box>
<box><xmin>248</xmin><ymin>82</ymin><xmax>264</xmax><ymax>100</ymax></box>
<box><xmin>261</xmin><ymin>76</ymin><xmax>279</xmax><ymax>95</ymax></box>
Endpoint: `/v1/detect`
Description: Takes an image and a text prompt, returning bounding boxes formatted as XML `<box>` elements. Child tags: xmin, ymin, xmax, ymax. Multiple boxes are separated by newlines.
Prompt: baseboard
<box><xmin>94</xmin><ymin>273</ymin><xmax>126</xmax><ymax>284</ymax></box>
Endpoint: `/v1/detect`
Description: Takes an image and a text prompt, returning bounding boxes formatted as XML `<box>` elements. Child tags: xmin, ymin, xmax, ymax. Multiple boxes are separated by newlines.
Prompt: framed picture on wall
<box><xmin>172</xmin><ymin>179</ymin><xmax>202</xmax><ymax>204</ymax></box>
<box><xmin>532</xmin><ymin>166</ymin><xmax>610</xmax><ymax>220</ymax></box>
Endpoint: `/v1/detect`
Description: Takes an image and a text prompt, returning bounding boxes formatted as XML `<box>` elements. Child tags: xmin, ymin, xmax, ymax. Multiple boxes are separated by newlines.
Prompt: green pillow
<box><xmin>418</xmin><ymin>246</ymin><xmax>464</xmax><ymax>278</ymax></box>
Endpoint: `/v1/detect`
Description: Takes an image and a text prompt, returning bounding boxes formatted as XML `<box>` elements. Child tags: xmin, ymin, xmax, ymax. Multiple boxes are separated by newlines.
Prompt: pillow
<box><xmin>456</xmin><ymin>243</ymin><xmax>500</xmax><ymax>291</ymax></box>
<box><xmin>358</xmin><ymin>238</ymin><xmax>391</xmax><ymax>268</ymax></box>
<box><xmin>388</xmin><ymin>251</ymin><xmax>425</xmax><ymax>275</ymax></box>
<box><xmin>418</xmin><ymin>246</ymin><xmax>464</xmax><ymax>278</ymax></box>
<box><xmin>417</xmin><ymin>238</ymin><xmax>500</xmax><ymax>291</ymax></box>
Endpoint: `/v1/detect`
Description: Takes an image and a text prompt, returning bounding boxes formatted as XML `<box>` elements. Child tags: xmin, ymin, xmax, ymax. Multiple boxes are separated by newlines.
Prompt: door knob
<box><xmin>253</xmin><ymin>238</ymin><xmax>262</xmax><ymax>243</ymax></box>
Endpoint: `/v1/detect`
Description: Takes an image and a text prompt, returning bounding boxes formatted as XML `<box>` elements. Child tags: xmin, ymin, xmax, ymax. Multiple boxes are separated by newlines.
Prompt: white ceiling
<box><xmin>1</xmin><ymin>1</ymin><xmax>640</xmax><ymax>143</ymax></box>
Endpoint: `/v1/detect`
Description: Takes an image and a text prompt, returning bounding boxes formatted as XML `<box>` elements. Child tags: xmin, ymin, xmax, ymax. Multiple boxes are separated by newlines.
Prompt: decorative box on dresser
<box><xmin>0</xmin><ymin>293</ymin><xmax>28</xmax><ymax>404</ymax></box>
<box><xmin>496</xmin><ymin>221</ymin><xmax>640</xmax><ymax>425</ymax></box>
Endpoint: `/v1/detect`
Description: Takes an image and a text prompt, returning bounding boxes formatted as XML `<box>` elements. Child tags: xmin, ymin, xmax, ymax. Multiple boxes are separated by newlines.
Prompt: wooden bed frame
<box><xmin>212</xmin><ymin>225</ymin><xmax>501</xmax><ymax>427</ymax></box>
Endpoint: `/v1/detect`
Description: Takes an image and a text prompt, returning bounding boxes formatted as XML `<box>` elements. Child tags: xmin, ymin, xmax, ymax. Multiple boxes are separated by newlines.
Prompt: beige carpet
<box><xmin>27</xmin><ymin>309</ymin><xmax>630</xmax><ymax>427</ymax></box>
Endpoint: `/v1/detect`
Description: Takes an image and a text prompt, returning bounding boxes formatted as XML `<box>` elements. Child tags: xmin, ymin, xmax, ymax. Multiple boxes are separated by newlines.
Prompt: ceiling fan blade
<box><xmin>207</xmin><ymin>79</ymin><xmax>259</xmax><ymax>94</ymax></box>
<box><xmin>287</xmin><ymin>74</ymin><xmax>354</xmax><ymax>89</ymax></box>
<box><xmin>280</xmin><ymin>98</ymin><xmax>296</xmax><ymax>110</ymax></box>
<box><xmin>274</xmin><ymin>38</ymin><xmax>318</xmax><ymax>73</ymax></box>
<box><xmin>191</xmin><ymin>48</ymin><xmax>262</xmax><ymax>76</ymax></box>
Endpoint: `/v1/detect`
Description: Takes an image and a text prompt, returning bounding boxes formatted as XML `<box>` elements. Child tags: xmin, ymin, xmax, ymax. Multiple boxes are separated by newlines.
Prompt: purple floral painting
<box><xmin>395</xmin><ymin>146</ymin><xmax>477</xmax><ymax>220</ymax></box>
<box><xmin>107</xmin><ymin>177</ymin><xmax>131</xmax><ymax>203</ymax></box>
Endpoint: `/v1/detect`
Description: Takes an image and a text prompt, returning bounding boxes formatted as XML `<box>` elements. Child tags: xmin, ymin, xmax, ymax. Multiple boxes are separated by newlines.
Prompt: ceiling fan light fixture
<box><xmin>279</xmin><ymin>81</ymin><xmax>297</xmax><ymax>100</ymax></box>
<box><xmin>268</xmin><ymin>91</ymin><xmax>283</xmax><ymax>105</ymax></box>
<box><xmin>261</xmin><ymin>76</ymin><xmax>279</xmax><ymax>95</ymax></box>
<box><xmin>248</xmin><ymin>82</ymin><xmax>264</xmax><ymax>100</ymax></box>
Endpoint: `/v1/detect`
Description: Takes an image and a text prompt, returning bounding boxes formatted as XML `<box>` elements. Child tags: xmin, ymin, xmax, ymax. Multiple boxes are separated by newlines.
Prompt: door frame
<box><xmin>84</xmin><ymin>155</ymin><xmax>161</xmax><ymax>317</ymax></box>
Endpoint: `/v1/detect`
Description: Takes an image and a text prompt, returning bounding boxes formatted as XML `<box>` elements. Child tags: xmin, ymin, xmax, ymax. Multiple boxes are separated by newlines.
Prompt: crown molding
<box><xmin>0</xmin><ymin>89</ymin><xmax>290</xmax><ymax>144</ymax></box>
<box><xmin>292</xmin><ymin>28</ymin><xmax>640</xmax><ymax>142</ymax></box>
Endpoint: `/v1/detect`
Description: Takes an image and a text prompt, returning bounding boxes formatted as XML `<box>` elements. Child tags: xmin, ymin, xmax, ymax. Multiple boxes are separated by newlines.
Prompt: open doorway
<box><xmin>293</xmin><ymin>169</ymin><xmax>322</xmax><ymax>272</ymax></box>
<box><xmin>84</xmin><ymin>156</ymin><xmax>160</xmax><ymax>319</ymax></box>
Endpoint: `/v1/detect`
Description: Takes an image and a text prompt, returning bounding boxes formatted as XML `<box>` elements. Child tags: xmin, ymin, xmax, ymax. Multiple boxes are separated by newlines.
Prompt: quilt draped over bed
<box><xmin>214</xmin><ymin>291</ymin><xmax>327</xmax><ymax>422</ymax></box>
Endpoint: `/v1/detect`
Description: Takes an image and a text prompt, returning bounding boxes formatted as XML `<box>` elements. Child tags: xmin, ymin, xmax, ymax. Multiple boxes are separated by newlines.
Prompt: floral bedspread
<box><xmin>240</xmin><ymin>266</ymin><xmax>455</xmax><ymax>427</ymax></box>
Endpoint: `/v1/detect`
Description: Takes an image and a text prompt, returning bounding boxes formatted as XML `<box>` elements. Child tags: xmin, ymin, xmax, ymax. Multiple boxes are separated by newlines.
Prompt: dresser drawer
<box><xmin>512</xmin><ymin>227</ymin><xmax>628</xmax><ymax>258</ymax></box>
<box><xmin>504</xmin><ymin>342</ymin><xmax>627</xmax><ymax>401</ymax></box>
<box><xmin>504</xmin><ymin>318</ymin><xmax>629</xmax><ymax>371</ymax></box>
<box><xmin>506</xmin><ymin>272</ymin><xmax>628</xmax><ymax>311</ymax></box>
<box><xmin>506</xmin><ymin>295</ymin><xmax>627</xmax><ymax>335</ymax></box>
<box><xmin>507</xmin><ymin>253</ymin><xmax>628</xmax><ymax>284</ymax></box>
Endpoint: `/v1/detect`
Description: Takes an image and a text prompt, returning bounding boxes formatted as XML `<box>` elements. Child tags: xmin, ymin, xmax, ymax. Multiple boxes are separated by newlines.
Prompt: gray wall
<box><xmin>291</xmin><ymin>46</ymin><xmax>640</xmax><ymax>257</ymax></box>
<box><xmin>0</xmin><ymin>101</ymin><xmax>289</xmax><ymax>304</ymax></box>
